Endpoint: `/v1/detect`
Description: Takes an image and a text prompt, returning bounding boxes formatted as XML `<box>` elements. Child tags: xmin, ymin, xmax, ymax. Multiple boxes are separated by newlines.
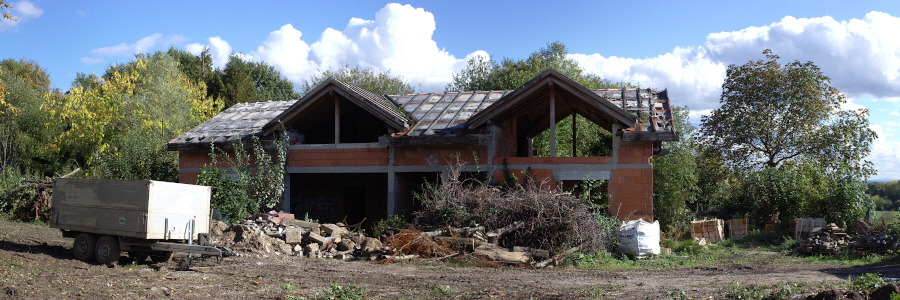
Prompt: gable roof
<box><xmin>168</xmin><ymin>70</ymin><xmax>678</xmax><ymax>151</ymax></box>
<box><xmin>466</xmin><ymin>69</ymin><xmax>637</xmax><ymax>131</ymax></box>
<box><xmin>167</xmin><ymin>100</ymin><xmax>297</xmax><ymax>151</ymax></box>
<box><xmin>261</xmin><ymin>78</ymin><xmax>410</xmax><ymax>135</ymax></box>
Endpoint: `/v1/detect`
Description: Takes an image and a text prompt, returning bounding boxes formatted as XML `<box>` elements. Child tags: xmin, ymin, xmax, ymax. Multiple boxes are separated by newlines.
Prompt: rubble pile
<box><xmin>208</xmin><ymin>212</ymin><xmax>556</xmax><ymax>266</ymax></box>
<box><xmin>849</xmin><ymin>220</ymin><xmax>899</xmax><ymax>254</ymax></box>
<box><xmin>797</xmin><ymin>223</ymin><xmax>849</xmax><ymax>254</ymax></box>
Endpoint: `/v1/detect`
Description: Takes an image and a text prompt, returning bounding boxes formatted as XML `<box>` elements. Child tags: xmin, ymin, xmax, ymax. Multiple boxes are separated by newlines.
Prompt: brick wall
<box><xmin>608</xmin><ymin>141</ymin><xmax>655</xmax><ymax>220</ymax></box>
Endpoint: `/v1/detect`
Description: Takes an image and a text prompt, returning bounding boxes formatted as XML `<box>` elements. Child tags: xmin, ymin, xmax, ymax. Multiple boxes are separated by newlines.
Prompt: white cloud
<box><xmin>0</xmin><ymin>0</ymin><xmax>43</xmax><ymax>32</ymax></box>
<box><xmin>869</xmin><ymin>123</ymin><xmax>900</xmax><ymax>180</ymax></box>
<box><xmin>571</xmin><ymin>11</ymin><xmax>900</xmax><ymax>113</ymax></box>
<box><xmin>82</xmin><ymin>34</ymin><xmax>187</xmax><ymax>65</ymax></box>
<box><xmin>186</xmin><ymin>36</ymin><xmax>233</xmax><ymax>69</ymax></box>
<box><xmin>570</xmin><ymin>11</ymin><xmax>900</xmax><ymax>179</ymax></box>
<box><xmin>202</xmin><ymin>3</ymin><xmax>484</xmax><ymax>92</ymax></box>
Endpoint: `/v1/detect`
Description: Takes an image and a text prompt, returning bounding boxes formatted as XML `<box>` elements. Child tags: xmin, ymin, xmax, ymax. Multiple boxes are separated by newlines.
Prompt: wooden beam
<box><xmin>334</xmin><ymin>96</ymin><xmax>340</xmax><ymax>144</ymax></box>
<box><xmin>549</xmin><ymin>83</ymin><xmax>556</xmax><ymax>157</ymax></box>
<box><xmin>572</xmin><ymin>113</ymin><xmax>577</xmax><ymax>157</ymax></box>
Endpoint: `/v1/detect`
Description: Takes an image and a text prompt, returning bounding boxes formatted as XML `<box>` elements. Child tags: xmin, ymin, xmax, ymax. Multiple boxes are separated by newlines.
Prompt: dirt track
<box><xmin>0</xmin><ymin>220</ymin><xmax>895</xmax><ymax>299</ymax></box>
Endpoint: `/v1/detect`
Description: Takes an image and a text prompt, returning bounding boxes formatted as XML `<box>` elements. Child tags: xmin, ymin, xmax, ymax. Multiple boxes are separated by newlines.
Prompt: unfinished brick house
<box><xmin>168</xmin><ymin>69</ymin><xmax>678</xmax><ymax>224</ymax></box>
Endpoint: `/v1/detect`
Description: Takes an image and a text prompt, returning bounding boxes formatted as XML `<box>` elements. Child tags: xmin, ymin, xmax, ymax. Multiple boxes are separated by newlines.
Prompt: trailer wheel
<box><xmin>149</xmin><ymin>251</ymin><xmax>172</xmax><ymax>263</ymax></box>
<box><xmin>72</xmin><ymin>233</ymin><xmax>96</xmax><ymax>262</ymax></box>
<box><xmin>95</xmin><ymin>235</ymin><xmax>121</xmax><ymax>265</ymax></box>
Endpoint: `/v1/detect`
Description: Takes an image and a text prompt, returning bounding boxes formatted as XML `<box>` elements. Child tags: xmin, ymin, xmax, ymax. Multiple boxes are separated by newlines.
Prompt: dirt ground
<box><xmin>0</xmin><ymin>220</ymin><xmax>896</xmax><ymax>299</ymax></box>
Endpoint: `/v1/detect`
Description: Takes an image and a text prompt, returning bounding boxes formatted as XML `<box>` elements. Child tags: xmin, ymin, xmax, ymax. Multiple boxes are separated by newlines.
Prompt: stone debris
<box><xmin>797</xmin><ymin>223</ymin><xmax>849</xmax><ymax>254</ymax></box>
<box><xmin>849</xmin><ymin>220</ymin><xmax>899</xmax><ymax>254</ymax></box>
<box><xmin>209</xmin><ymin>215</ymin><xmax>551</xmax><ymax>265</ymax></box>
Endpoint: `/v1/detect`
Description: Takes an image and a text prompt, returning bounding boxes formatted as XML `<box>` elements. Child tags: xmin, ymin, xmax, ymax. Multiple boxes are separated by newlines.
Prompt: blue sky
<box><xmin>2</xmin><ymin>1</ymin><xmax>899</xmax><ymax>180</ymax></box>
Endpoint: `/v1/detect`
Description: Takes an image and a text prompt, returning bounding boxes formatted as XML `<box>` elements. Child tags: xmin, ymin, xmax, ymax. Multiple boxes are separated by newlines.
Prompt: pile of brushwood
<box><xmin>410</xmin><ymin>164</ymin><xmax>616</xmax><ymax>261</ymax></box>
<box><xmin>0</xmin><ymin>169</ymin><xmax>79</xmax><ymax>221</ymax></box>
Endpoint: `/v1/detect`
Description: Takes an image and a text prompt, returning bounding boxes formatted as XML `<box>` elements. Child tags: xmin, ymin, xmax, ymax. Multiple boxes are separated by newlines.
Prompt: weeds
<box><xmin>316</xmin><ymin>282</ymin><xmax>365</xmax><ymax>300</ymax></box>
<box><xmin>851</xmin><ymin>273</ymin><xmax>886</xmax><ymax>291</ymax></box>
<box><xmin>281</xmin><ymin>283</ymin><xmax>301</xmax><ymax>291</ymax></box>
<box><xmin>428</xmin><ymin>285</ymin><xmax>455</xmax><ymax>296</ymax></box>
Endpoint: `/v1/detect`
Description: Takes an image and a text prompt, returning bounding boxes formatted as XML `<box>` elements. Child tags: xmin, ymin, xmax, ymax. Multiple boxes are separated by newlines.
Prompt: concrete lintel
<box><xmin>622</xmin><ymin>131</ymin><xmax>679</xmax><ymax>142</ymax></box>
<box><xmin>378</xmin><ymin>134</ymin><xmax>491</xmax><ymax>147</ymax></box>
<box><xmin>498</xmin><ymin>163</ymin><xmax>652</xmax><ymax>172</ymax></box>
<box><xmin>556</xmin><ymin>170</ymin><xmax>611</xmax><ymax>181</ymax></box>
<box><xmin>287</xmin><ymin>142</ymin><xmax>384</xmax><ymax>150</ymax></box>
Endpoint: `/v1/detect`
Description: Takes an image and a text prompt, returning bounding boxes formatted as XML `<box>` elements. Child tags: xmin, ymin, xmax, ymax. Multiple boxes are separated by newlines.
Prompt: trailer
<box><xmin>50</xmin><ymin>178</ymin><xmax>226</xmax><ymax>265</ymax></box>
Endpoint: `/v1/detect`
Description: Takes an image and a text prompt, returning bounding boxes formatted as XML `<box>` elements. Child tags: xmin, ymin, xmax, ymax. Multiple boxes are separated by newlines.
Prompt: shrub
<box><xmin>196</xmin><ymin>134</ymin><xmax>286</xmax><ymax>224</ymax></box>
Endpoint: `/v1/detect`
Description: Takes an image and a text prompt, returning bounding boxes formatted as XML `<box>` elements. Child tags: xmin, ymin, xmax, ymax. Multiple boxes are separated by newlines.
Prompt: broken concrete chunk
<box><xmin>321</xmin><ymin>224</ymin><xmax>349</xmax><ymax>236</ymax></box>
<box><xmin>350</xmin><ymin>233</ymin><xmax>366</xmax><ymax>245</ymax></box>
<box><xmin>337</xmin><ymin>239</ymin><xmax>357</xmax><ymax>251</ymax></box>
<box><xmin>281</xmin><ymin>219</ymin><xmax>322</xmax><ymax>235</ymax></box>
<box><xmin>304</xmin><ymin>242</ymin><xmax>320</xmax><ymax>254</ymax></box>
<box><xmin>307</xmin><ymin>232</ymin><xmax>329</xmax><ymax>245</ymax></box>
<box><xmin>284</xmin><ymin>227</ymin><xmax>307</xmax><ymax>244</ymax></box>
<box><xmin>360</xmin><ymin>237</ymin><xmax>383</xmax><ymax>256</ymax></box>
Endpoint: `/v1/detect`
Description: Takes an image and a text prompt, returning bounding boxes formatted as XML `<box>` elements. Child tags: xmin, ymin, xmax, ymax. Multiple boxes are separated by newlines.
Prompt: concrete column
<box><xmin>387</xmin><ymin>147</ymin><xmax>397</xmax><ymax>216</ymax></box>
<box><xmin>549</xmin><ymin>89</ymin><xmax>556</xmax><ymax>157</ymax></box>
<box><xmin>281</xmin><ymin>173</ymin><xmax>291</xmax><ymax>213</ymax></box>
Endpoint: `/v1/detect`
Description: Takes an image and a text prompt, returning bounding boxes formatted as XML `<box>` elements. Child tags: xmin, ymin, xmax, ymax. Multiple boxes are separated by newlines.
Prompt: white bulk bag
<box><xmin>618</xmin><ymin>219</ymin><xmax>661</xmax><ymax>257</ymax></box>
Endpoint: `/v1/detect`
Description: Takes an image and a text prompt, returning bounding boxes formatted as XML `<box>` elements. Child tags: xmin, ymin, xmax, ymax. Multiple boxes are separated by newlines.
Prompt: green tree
<box><xmin>249</xmin><ymin>61</ymin><xmax>299</xmax><ymax>100</ymax></box>
<box><xmin>700</xmin><ymin>50</ymin><xmax>876</xmax><ymax>175</ymax></box>
<box><xmin>302</xmin><ymin>65</ymin><xmax>415</xmax><ymax>95</ymax></box>
<box><xmin>0</xmin><ymin>59</ymin><xmax>62</xmax><ymax>176</ymax></box>
<box><xmin>48</xmin><ymin>52</ymin><xmax>218</xmax><ymax>180</ymax></box>
<box><xmin>652</xmin><ymin>106</ymin><xmax>699</xmax><ymax>232</ymax></box>
<box><xmin>221</xmin><ymin>56</ymin><xmax>299</xmax><ymax>107</ymax></box>
<box><xmin>701</xmin><ymin>50</ymin><xmax>876</xmax><ymax>226</ymax></box>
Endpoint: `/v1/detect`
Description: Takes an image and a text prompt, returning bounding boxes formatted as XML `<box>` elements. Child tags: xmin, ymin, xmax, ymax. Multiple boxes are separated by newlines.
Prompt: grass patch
<box><xmin>316</xmin><ymin>282</ymin><xmax>365</xmax><ymax>300</ymax></box>
<box><xmin>281</xmin><ymin>283</ymin><xmax>302</xmax><ymax>291</ymax></box>
<box><xmin>428</xmin><ymin>285</ymin><xmax>456</xmax><ymax>296</ymax></box>
<box><xmin>716</xmin><ymin>282</ymin><xmax>843</xmax><ymax>300</ymax></box>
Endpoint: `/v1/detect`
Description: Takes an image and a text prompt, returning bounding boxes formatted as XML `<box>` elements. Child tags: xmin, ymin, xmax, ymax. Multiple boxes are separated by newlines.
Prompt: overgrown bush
<box><xmin>412</xmin><ymin>162</ymin><xmax>617</xmax><ymax>254</ymax></box>
<box><xmin>196</xmin><ymin>135</ymin><xmax>286</xmax><ymax>224</ymax></box>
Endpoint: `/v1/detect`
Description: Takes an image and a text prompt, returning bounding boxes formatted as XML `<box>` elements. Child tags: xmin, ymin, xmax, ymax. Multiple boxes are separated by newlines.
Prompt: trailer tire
<box><xmin>72</xmin><ymin>233</ymin><xmax>97</xmax><ymax>262</ymax></box>
<box><xmin>95</xmin><ymin>235</ymin><xmax>121</xmax><ymax>265</ymax></box>
<box><xmin>150</xmin><ymin>251</ymin><xmax>173</xmax><ymax>263</ymax></box>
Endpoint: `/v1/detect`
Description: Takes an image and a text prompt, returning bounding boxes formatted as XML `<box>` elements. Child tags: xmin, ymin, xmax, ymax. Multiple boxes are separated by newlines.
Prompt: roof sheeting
<box><xmin>391</xmin><ymin>90</ymin><xmax>510</xmax><ymax>136</ymax></box>
<box><xmin>167</xmin><ymin>100</ymin><xmax>297</xmax><ymax>151</ymax></box>
<box><xmin>168</xmin><ymin>70</ymin><xmax>678</xmax><ymax>150</ymax></box>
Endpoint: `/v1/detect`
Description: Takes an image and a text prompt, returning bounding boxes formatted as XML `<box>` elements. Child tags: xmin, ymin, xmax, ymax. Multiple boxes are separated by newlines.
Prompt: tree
<box><xmin>0</xmin><ymin>59</ymin><xmax>62</xmax><ymax>176</ymax></box>
<box><xmin>700</xmin><ymin>50</ymin><xmax>876</xmax><ymax>175</ymax></box>
<box><xmin>302</xmin><ymin>65</ymin><xmax>415</xmax><ymax>95</ymax></box>
<box><xmin>47</xmin><ymin>52</ymin><xmax>219</xmax><ymax>180</ymax></box>
<box><xmin>700</xmin><ymin>50</ymin><xmax>876</xmax><ymax>226</ymax></box>
<box><xmin>1</xmin><ymin>1</ymin><xmax>14</xmax><ymax>22</ymax></box>
<box><xmin>652</xmin><ymin>106</ymin><xmax>699</xmax><ymax>232</ymax></box>
<box><xmin>221</xmin><ymin>56</ymin><xmax>299</xmax><ymax>107</ymax></box>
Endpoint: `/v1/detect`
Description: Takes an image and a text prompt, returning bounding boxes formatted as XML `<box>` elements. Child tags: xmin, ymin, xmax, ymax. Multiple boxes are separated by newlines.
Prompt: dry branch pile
<box><xmin>412</xmin><ymin>164</ymin><xmax>613</xmax><ymax>255</ymax></box>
